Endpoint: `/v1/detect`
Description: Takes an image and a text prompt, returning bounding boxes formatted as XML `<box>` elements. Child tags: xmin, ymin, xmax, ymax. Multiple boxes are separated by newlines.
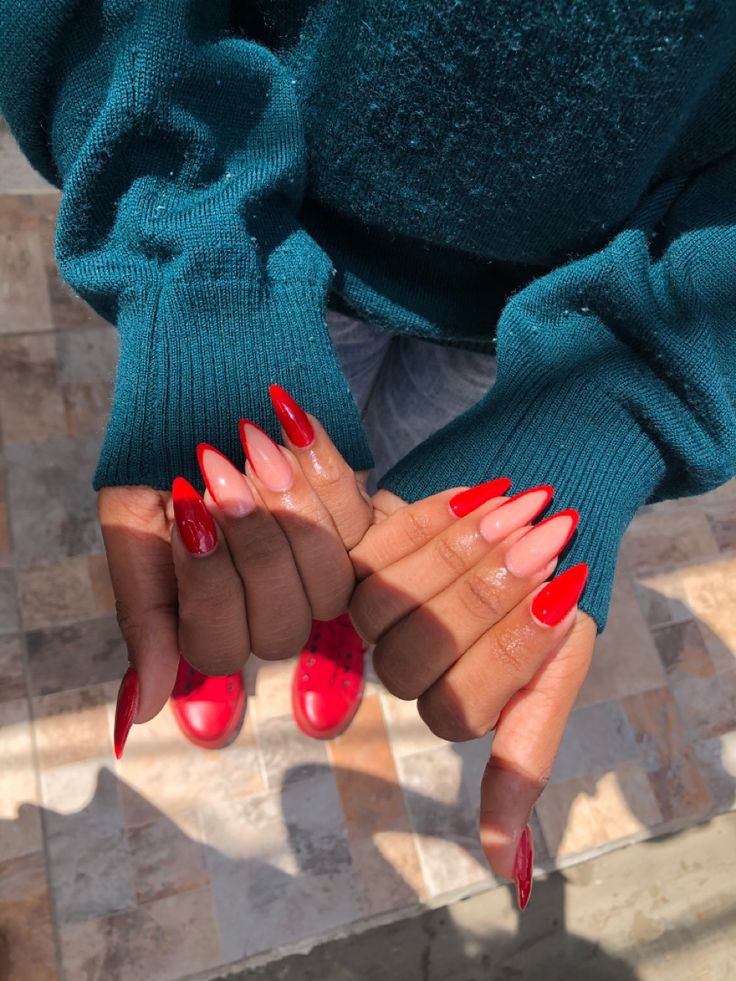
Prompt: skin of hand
<box><xmin>350</xmin><ymin>487</ymin><xmax>597</xmax><ymax>885</ymax></box>
<box><xmin>98</xmin><ymin>408</ymin><xmax>373</xmax><ymax>725</ymax></box>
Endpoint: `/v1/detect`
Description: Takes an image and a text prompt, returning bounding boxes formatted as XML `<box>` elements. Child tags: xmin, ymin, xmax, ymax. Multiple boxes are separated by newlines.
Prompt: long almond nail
<box><xmin>197</xmin><ymin>443</ymin><xmax>256</xmax><ymax>518</ymax></box>
<box><xmin>449</xmin><ymin>478</ymin><xmax>512</xmax><ymax>517</ymax></box>
<box><xmin>479</xmin><ymin>485</ymin><xmax>553</xmax><ymax>545</ymax></box>
<box><xmin>505</xmin><ymin>508</ymin><xmax>579</xmax><ymax>578</ymax></box>
<box><xmin>172</xmin><ymin>477</ymin><xmax>217</xmax><ymax>554</ymax></box>
<box><xmin>269</xmin><ymin>384</ymin><xmax>315</xmax><ymax>448</ymax></box>
<box><xmin>239</xmin><ymin>420</ymin><xmax>293</xmax><ymax>492</ymax></box>
<box><xmin>531</xmin><ymin>563</ymin><xmax>589</xmax><ymax>626</ymax></box>
<box><xmin>514</xmin><ymin>825</ymin><xmax>534</xmax><ymax>911</ymax></box>
<box><xmin>114</xmin><ymin>666</ymin><xmax>139</xmax><ymax>759</ymax></box>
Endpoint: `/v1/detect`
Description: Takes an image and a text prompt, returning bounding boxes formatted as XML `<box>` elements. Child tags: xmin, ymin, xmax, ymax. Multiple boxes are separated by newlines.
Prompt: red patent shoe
<box><xmin>292</xmin><ymin>613</ymin><xmax>366</xmax><ymax>740</ymax></box>
<box><xmin>170</xmin><ymin>657</ymin><xmax>246</xmax><ymax>750</ymax></box>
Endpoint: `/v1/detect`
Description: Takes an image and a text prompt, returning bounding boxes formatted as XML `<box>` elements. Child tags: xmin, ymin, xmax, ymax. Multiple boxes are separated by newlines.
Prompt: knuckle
<box><xmin>459</xmin><ymin>569</ymin><xmax>504</xmax><ymax>622</ymax></box>
<box><xmin>431</xmin><ymin>535</ymin><xmax>469</xmax><ymax>577</ymax></box>
<box><xmin>402</xmin><ymin>508</ymin><xmax>433</xmax><ymax>550</ymax></box>
<box><xmin>372</xmin><ymin>643</ymin><xmax>418</xmax><ymax>700</ymax></box>
<box><xmin>486</xmin><ymin>629</ymin><xmax>527</xmax><ymax>675</ymax></box>
<box><xmin>418</xmin><ymin>690</ymin><xmax>489</xmax><ymax>742</ymax></box>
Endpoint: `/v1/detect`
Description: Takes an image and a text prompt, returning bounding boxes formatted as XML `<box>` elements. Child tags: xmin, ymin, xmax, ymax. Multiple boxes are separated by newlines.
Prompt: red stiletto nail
<box><xmin>172</xmin><ymin>477</ymin><xmax>217</xmax><ymax>554</ymax></box>
<box><xmin>530</xmin><ymin>507</ymin><xmax>580</xmax><ymax>553</ymax></box>
<box><xmin>497</xmin><ymin>484</ymin><xmax>554</xmax><ymax>511</ymax></box>
<box><xmin>449</xmin><ymin>478</ymin><xmax>512</xmax><ymax>517</ymax></box>
<box><xmin>114</xmin><ymin>666</ymin><xmax>139</xmax><ymax>759</ymax></box>
<box><xmin>531</xmin><ymin>563</ymin><xmax>589</xmax><ymax>626</ymax></box>
<box><xmin>514</xmin><ymin>825</ymin><xmax>534</xmax><ymax>911</ymax></box>
<box><xmin>269</xmin><ymin>384</ymin><xmax>315</xmax><ymax>448</ymax></box>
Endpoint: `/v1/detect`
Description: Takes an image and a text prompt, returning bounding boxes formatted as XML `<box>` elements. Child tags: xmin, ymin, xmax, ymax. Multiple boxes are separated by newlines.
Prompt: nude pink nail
<box><xmin>505</xmin><ymin>508</ymin><xmax>579</xmax><ymax>579</ymax></box>
<box><xmin>238</xmin><ymin>420</ymin><xmax>293</xmax><ymax>492</ymax></box>
<box><xmin>197</xmin><ymin>443</ymin><xmax>256</xmax><ymax>518</ymax></box>
<box><xmin>479</xmin><ymin>486</ymin><xmax>553</xmax><ymax>546</ymax></box>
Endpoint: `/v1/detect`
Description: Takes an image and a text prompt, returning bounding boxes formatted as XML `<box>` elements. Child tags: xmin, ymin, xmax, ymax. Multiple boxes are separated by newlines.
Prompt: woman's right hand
<box><xmin>98</xmin><ymin>386</ymin><xmax>372</xmax><ymax>740</ymax></box>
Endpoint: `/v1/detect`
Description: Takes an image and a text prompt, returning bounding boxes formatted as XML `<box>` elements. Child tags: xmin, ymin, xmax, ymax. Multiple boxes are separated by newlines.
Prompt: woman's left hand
<box><xmin>349</xmin><ymin>485</ymin><xmax>596</xmax><ymax>905</ymax></box>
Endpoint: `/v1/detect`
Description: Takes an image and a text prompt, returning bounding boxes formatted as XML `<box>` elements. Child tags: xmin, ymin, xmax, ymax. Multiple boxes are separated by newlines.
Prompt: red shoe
<box><xmin>292</xmin><ymin>614</ymin><xmax>366</xmax><ymax>740</ymax></box>
<box><xmin>170</xmin><ymin>658</ymin><xmax>246</xmax><ymax>750</ymax></box>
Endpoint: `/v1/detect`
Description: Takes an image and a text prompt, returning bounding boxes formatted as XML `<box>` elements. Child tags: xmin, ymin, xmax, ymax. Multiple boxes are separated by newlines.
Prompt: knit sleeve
<box><xmin>380</xmin><ymin>154</ymin><xmax>736</xmax><ymax>632</ymax></box>
<box><xmin>0</xmin><ymin>0</ymin><xmax>372</xmax><ymax>488</ymax></box>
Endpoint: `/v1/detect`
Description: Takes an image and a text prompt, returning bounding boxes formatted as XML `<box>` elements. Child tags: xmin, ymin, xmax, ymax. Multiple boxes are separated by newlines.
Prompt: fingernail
<box><xmin>197</xmin><ymin>443</ymin><xmax>256</xmax><ymax>519</ymax></box>
<box><xmin>114</xmin><ymin>666</ymin><xmax>139</xmax><ymax>759</ymax></box>
<box><xmin>505</xmin><ymin>508</ymin><xmax>579</xmax><ymax>578</ymax></box>
<box><xmin>172</xmin><ymin>477</ymin><xmax>218</xmax><ymax>554</ymax></box>
<box><xmin>531</xmin><ymin>563</ymin><xmax>589</xmax><ymax>626</ymax></box>
<box><xmin>479</xmin><ymin>485</ymin><xmax>553</xmax><ymax>545</ymax></box>
<box><xmin>514</xmin><ymin>824</ymin><xmax>534</xmax><ymax>911</ymax></box>
<box><xmin>449</xmin><ymin>478</ymin><xmax>512</xmax><ymax>517</ymax></box>
<box><xmin>239</xmin><ymin>420</ymin><xmax>294</xmax><ymax>492</ymax></box>
<box><xmin>269</xmin><ymin>384</ymin><xmax>315</xmax><ymax>448</ymax></box>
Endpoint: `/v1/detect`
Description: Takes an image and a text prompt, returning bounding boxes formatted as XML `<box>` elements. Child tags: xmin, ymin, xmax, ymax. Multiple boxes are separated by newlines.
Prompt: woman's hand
<box><xmin>99</xmin><ymin>386</ymin><xmax>371</xmax><ymax>728</ymax></box>
<box><xmin>349</xmin><ymin>484</ymin><xmax>595</xmax><ymax>905</ymax></box>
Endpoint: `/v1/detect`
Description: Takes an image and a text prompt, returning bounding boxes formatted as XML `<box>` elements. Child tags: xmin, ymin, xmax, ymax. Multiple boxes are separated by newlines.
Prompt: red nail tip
<box><xmin>172</xmin><ymin>476</ymin><xmax>217</xmax><ymax>554</ymax></box>
<box><xmin>533</xmin><ymin>507</ymin><xmax>580</xmax><ymax>552</ymax></box>
<box><xmin>269</xmin><ymin>384</ymin><xmax>315</xmax><ymax>448</ymax></box>
<box><xmin>531</xmin><ymin>563</ymin><xmax>589</xmax><ymax>626</ymax></box>
<box><xmin>514</xmin><ymin>825</ymin><xmax>534</xmax><ymax>911</ymax></box>
<box><xmin>114</xmin><ymin>666</ymin><xmax>139</xmax><ymax>759</ymax></box>
<box><xmin>238</xmin><ymin>418</ymin><xmax>270</xmax><ymax>473</ymax></box>
<box><xmin>449</xmin><ymin>478</ymin><xmax>512</xmax><ymax>517</ymax></box>
<box><xmin>500</xmin><ymin>484</ymin><xmax>554</xmax><ymax>508</ymax></box>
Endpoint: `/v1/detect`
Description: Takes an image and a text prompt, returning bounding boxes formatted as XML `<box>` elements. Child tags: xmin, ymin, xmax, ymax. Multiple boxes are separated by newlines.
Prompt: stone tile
<box><xmin>379</xmin><ymin>690</ymin><xmax>447</xmax><ymax>758</ymax></box>
<box><xmin>706</xmin><ymin>511</ymin><xmax>736</xmax><ymax>553</ymax></box>
<box><xmin>0</xmin><ymin>194</ymin><xmax>40</xmax><ymax>234</ymax></box>
<box><xmin>0</xmin><ymin>633</ymin><xmax>26</xmax><ymax>702</ymax></box>
<box><xmin>678</xmin><ymin>558</ymin><xmax>736</xmax><ymax>672</ymax></box>
<box><xmin>651</xmin><ymin>620</ymin><xmax>717</xmax><ymax>684</ymax></box>
<box><xmin>550</xmin><ymin>700</ymin><xmax>640</xmax><ymax>784</ymax></box>
<box><xmin>254</xmin><ymin>709</ymin><xmax>330</xmax><ymax>790</ymax></box>
<box><xmin>127</xmin><ymin>810</ymin><xmax>209</xmax><ymax>905</ymax></box>
<box><xmin>5</xmin><ymin>435</ymin><xmax>103</xmax><ymax>568</ymax></box>
<box><xmin>26</xmin><ymin>615</ymin><xmax>125</xmax><ymax>696</ymax></box>
<box><xmin>41</xmin><ymin>763</ymin><xmax>135</xmax><ymax>924</ymax></box>
<box><xmin>0</xmin><ymin>458</ymin><xmax>10</xmax><ymax>568</ymax></box>
<box><xmin>622</xmin><ymin>687</ymin><xmax>712</xmax><ymax>823</ymax></box>
<box><xmin>56</xmin><ymin>327</ymin><xmax>117</xmax><ymax>436</ymax></box>
<box><xmin>396</xmin><ymin>744</ymin><xmax>491</xmax><ymax>896</ymax></box>
<box><xmin>0</xmin><ymin>699</ymin><xmax>43</xmax><ymax>862</ymax></box>
<box><xmin>692</xmin><ymin>732</ymin><xmax>736</xmax><ymax>812</ymax></box>
<box><xmin>0</xmin><ymin>851</ymin><xmax>59</xmax><ymax>981</ymax></box>
<box><xmin>634</xmin><ymin>568</ymin><xmax>693</xmax><ymax>629</ymax></box>
<box><xmin>17</xmin><ymin>556</ymin><xmax>98</xmax><ymax>630</ymax></box>
<box><xmin>0</xmin><ymin>228</ymin><xmax>52</xmax><ymax>333</ymax></box>
<box><xmin>0</xmin><ymin>126</ymin><xmax>54</xmax><ymax>193</ymax></box>
<box><xmin>536</xmin><ymin>762</ymin><xmax>663</xmax><ymax>858</ymax></box>
<box><xmin>328</xmin><ymin>695</ymin><xmax>426</xmax><ymax>913</ymax></box>
<box><xmin>202</xmin><ymin>772</ymin><xmax>362</xmax><ymax>963</ymax></box>
<box><xmin>87</xmin><ymin>553</ymin><xmax>116</xmax><ymax>614</ymax></box>
<box><xmin>250</xmin><ymin>656</ymin><xmax>294</xmax><ymax>720</ymax></box>
<box><xmin>577</xmin><ymin>568</ymin><xmax>666</xmax><ymax>707</ymax></box>
<box><xmin>59</xmin><ymin>885</ymin><xmax>221</xmax><ymax>981</ymax></box>
<box><xmin>0</xmin><ymin>333</ymin><xmax>66</xmax><ymax>444</ymax></box>
<box><xmin>669</xmin><ymin>670</ymin><xmax>736</xmax><ymax>741</ymax></box>
<box><xmin>620</xmin><ymin>507</ymin><xmax>719</xmax><ymax>576</ymax></box>
<box><xmin>34</xmin><ymin>685</ymin><xmax>110</xmax><ymax>769</ymax></box>
<box><xmin>0</xmin><ymin>567</ymin><xmax>19</xmax><ymax>634</ymax></box>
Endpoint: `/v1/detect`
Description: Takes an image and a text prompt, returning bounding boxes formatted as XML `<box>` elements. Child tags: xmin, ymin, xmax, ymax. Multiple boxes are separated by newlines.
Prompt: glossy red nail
<box><xmin>514</xmin><ymin>824</ymin><xmax>534</xmax><ymax>911</ymax></box>
<box><xmin>114</xmin><ymin>666</ymin><xmax>139</xmax><ymax>759</ymax></box>
<box><xmin>531</xmin><ymin>563</ymin><xmax>589</xmax><ymax>626</ymax></box>
<box><xmin>172</xmin><ymin>477</ymin><xmax>217</xmax><ymax>554</ymax></box>
<box><xmin>449</xmin><ymin>478</ymin><xmax>512</xmax><ymax>517</ymax></box>
<box><xmin>269</xmin><ymin>384</ymin><xmax>315</xmax><ymax>448</ymax></box>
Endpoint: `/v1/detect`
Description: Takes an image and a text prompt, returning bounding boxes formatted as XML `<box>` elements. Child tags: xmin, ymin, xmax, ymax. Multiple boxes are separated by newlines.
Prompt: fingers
<box><xmin>478</xmin><ymin>613</ymin><xmax>597</xmax><ymax>897</ymax></box>
<box><xmin>197</xmin><ymin>446</ymin><xmax>311</xmax><ymax>660</ymax></box>
<box><xmin>98</xmin><ymin>486</ymin><xmax>180</xmax><ymax>727</ymax></box>
<box><xmin>269</xmin><ymin>385</ymin><xmax>373</xmax><ymax>549</ymax></box>
<box><xmin>171</xmin><ymin>479</ymin><xmax>250</xmax><ymax>675</ymax></box>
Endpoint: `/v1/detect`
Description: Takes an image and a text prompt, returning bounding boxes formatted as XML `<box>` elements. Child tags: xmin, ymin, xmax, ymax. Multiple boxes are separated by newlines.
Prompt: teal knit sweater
<box><xmin>1</xmin><ymin>1</ymin><xmax>735</xmax><ymax>631</ymax></box>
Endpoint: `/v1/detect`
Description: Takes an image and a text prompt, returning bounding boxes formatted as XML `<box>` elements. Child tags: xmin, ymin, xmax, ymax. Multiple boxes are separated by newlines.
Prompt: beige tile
<box><xmin>17</xmin><ymin>556</ymin><xmax>97</xmax><ymax>630</ymax></box>
<box><xmin>87</xmin><ymin>553</ymin><xmax>116</xmax><ymax>614</ymax></box>
<box><xmin>348</xmin><ymin>832</ymin><xmax>426</xmax><ymax>914</ymax></box>
<box><xmin>380</xmin><ymin>690</ymin><xmax>447</xmax><ymax>758</ymax></box>
<box><xmin>669</xmin><ymin>669</ymin><xmax>736</xmax><ymax>741</ymax></box>
<box><xmin>254</xmin><ymin>710</ymin><xmax>330</xmax><ymax>790</ymax></box>
<box><xmin>34</xmin><ymin>685</ymin><xmax>110</xmax><ymax>769</ymax></box>
<box><xmin>536</xmin><ymin>762</ymin><xmax>663</xmax><ymax>859</ymax></box>
<box><xmin>0</xmin><ymin>851</ymin><xmax>59</xmax><ymax>981</ymax></box>
<box><xmin>678</xmin><ymin>558</ymin><xmax>736</xmax><ymax>671</ymax></box>
<box><xmin>706</xmin><ymin>511</ymin><xmax>736</xmax><ymax>554</ymax></box>
<box><xmin>25</xmin><ymin>616</ymin><xmax>125</xmax><ymax>697</ymax></box>
<box><xmin>127</xmin><ymin>810</ymin><xmax>208</xmax><ymax>904</ymax></box>
<box><xmin>651</xmin><ymin>620</ymin><xmax>717</xmax><ymax>684</ymax></box>
<box><xmin>0</xmin><ymin>699</ymin><xmax>43</xmax><ymax>862</ymax></box>
<box><xmin>0</xmin><ymin>568</ymin><xmax>20</xmax><ymax>634</ymax></box>
<box><xmin>0</xmin><ymin>127</ymin><xmax>54</xmax><ymax>194</ymax></box>
<box><xmin>620</xmin><ymin>507</ymin><xmax>719</xmax><ymax>576</ymax></box>
<box><xmin>59</xmin><ymin>885</ymin><xmax>221</xmax><ymax>981</ymax></box>
<box><xmin>56</xmin><ymin>327</ymin><xmax>117</xmax><ymax>436</ymax></box>
<box><xmin>0</xmin><ymin>194</ymin><xmax>40</xmax><ymax>234</ymax></box>
<box><xmin>692</xmin><ymin>732</ymin><xmax>736</xmax><ymax>812</ymax></box>
<box><xmin>0</xmin><ymin>230</ymin><xmax>52</xmax><ymax>333</ymax></box>
<box><xmin>634</xmin><ymin>568</ymin><xmax>693</xmax><ymax>628</ymax></box>
<box><xmin>577</xmin><ymin>569</ymin><xmax>666</xmax><ymax>708</ymax></box>
<box><xmin>0</xmin><ymin>333</ymin><xmax>66</xmax><ymax>444</ymax></box>
<box><xmin>0</xmin><ymin>633</ymin><xmax>26</xmax><ymax>702</ymax></box>
<box><xmin>250</xmin><ymin>656</ymin><xmax>294</xmax><ymax>720</ymax></box>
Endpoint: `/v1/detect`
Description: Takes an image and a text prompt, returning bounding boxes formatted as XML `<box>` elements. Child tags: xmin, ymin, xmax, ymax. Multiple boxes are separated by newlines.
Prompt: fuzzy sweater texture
<box><xmin>1</xmin><ymin>1</ymin><xmax>735</xmax><ymax>630</ymax></box>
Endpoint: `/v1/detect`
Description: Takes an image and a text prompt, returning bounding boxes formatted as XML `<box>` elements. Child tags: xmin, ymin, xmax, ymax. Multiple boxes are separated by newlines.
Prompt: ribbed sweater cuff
<box><xmin>378</xmin><ymin>375</ymin><xmax>666</xmax><ymax>632</ymax></box>
<box><xmin>94</xmin><ymin>278</ymin><xmax>374</xmax><ymax>490</ymax></box>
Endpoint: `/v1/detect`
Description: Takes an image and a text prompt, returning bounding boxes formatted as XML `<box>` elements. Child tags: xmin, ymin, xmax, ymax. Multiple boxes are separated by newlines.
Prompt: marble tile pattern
<box><xmin>0</xmin><ymin>129</ymin><xmax>735</xmax><ymax>978</ymax></box>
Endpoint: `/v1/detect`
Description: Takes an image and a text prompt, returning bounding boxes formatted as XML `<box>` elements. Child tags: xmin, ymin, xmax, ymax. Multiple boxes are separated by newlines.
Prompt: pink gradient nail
<box><xmin>238</xmin><ymin>420</ymin><xmax>294</xmax><ymax>492</ymax></box>
<box><xmin>479</xmin><ymin>486</ymin><xmax>553</xmax><ymax>546</ymax></box>
<box><xmin>505</xmin><ymin>508</ymin><xmax>579</xmax><ymax>579</ymax></box>
<box><xmin>197</xmin><ymin>443</ymin><xmax>256</xmax><ymax>519</ymax></box>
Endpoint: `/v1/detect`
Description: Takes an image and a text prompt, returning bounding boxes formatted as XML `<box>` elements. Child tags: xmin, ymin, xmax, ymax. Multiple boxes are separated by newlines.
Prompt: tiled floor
<box><xmin>0</xmin><ymin>121</ymin><xmax>735</xmax><ymax>981</ymax></box>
